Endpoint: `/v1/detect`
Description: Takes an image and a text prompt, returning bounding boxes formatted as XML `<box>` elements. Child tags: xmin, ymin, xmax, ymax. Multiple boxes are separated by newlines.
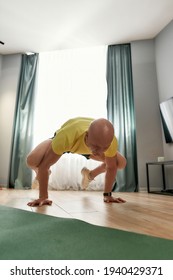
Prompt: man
<box><xmin>27</xmin><ymin>117</ymin><xmax>126</xmax><ymax>207</ymax></box>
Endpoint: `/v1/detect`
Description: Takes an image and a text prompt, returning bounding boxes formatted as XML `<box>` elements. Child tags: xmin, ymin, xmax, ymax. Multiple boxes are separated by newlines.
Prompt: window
<box><xmin>33</xmin><ymin>46</ymin><xmax>107</xmax><ymax>145</ymax></box>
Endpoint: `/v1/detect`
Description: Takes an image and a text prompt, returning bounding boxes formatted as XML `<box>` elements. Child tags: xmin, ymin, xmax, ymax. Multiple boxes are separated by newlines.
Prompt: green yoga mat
<box><xmin>0</xmin><ymin>205</ymin><xmax>173</xmax><ymax>260</ymax></box>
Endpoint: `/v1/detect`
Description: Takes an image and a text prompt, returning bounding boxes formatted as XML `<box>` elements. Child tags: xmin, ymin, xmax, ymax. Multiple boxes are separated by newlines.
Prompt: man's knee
<box><xmin>119</xmin><ymin>157</ymin><xmax>127</xmax><ymax>169</ymax></box>
<box><xmin>117</xmin><ymin>152</ymin><xmax>127</xmax><ymax>169</ymax></box>
<box><xmin>26</xmin><ymin>153</ymin><xmax>33</xmax><ymax>167</ymax></box>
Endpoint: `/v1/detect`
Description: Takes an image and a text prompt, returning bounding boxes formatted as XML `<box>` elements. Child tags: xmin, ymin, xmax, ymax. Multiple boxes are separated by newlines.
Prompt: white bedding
<box><xmin>48</xmin><ymin>153</ymin><xmax>104</xmax><ymax>191</ymax></box>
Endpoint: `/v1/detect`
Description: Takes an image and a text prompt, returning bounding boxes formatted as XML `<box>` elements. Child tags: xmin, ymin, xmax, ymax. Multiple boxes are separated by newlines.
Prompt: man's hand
<box><xmin>104</xmin><ymin>196</ymin><xmax>126</xmax><ymax>203</ymax></box>
<box><xmin>27</xmin><ymin>198</ymin><xmax>52</xmax><ymax>207</ymax></box>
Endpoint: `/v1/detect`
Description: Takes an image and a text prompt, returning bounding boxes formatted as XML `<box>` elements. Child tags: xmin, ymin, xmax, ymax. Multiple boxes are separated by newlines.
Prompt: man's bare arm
<box><xmin>103</xmin><ymin>155</ymin><xmax>126</xmax><ymax>203</ymax></box>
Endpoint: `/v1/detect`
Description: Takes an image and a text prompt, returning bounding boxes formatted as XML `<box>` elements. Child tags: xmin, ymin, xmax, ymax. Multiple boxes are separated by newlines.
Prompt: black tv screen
<box><xmin>160</xmin><ymin>97</ymin><xmax>173</xmax><ymax>143</ymax></box>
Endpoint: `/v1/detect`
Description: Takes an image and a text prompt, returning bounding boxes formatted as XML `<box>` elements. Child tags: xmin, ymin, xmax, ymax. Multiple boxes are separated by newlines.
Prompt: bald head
<box><xmin>89</xmin><ymin>118</ymin><xmax>114</xmax><ymax>142</ymax></box>
<box><xmin>85</xmin><ymin>118</ymin><xmax>114</xmax><ymax>156</ymax></box>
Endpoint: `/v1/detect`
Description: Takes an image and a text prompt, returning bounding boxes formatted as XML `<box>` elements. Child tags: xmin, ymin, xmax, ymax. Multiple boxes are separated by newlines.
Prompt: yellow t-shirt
<box><xmin>51</xmin><ymin>117</ymin><xmax>118</xmax><ymax>157</ymax></box>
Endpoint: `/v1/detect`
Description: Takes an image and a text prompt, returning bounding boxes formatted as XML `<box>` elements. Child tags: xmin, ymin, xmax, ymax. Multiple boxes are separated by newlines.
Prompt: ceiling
<box><xmin>1</xmin><ymin>0</ymin><xmax>173</xmax><ymax>55</ymax></box>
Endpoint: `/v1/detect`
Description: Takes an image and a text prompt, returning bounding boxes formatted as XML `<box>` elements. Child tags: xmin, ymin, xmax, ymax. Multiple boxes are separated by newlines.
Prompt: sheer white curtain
<box><xmin>33</xmin><ymin>46</ymin><xmax>107</xmax><ymax>190</ymax></box>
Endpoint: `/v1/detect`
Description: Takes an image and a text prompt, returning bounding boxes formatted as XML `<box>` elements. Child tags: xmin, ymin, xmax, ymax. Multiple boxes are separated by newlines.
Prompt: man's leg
<box><xmin>116</xmin><ymin>151</ymin><xmax>127</xmax><ymax>169</ymax></box>
<box><xmin>26</xmin><ymin>139</ymin><xmax>52</xmax><ymax>176</ymax></box>
<box><xmin>81</xmin><ymin>152</ymin><xmax>126</xmax><ymax>189</ymax></box>
<box><xmin>26</xmin><ymin>139</ymin><xmax>53</xmax><ymax>189</ymax></box>
<box><xmin>27</xmin><ymin>141</ymin><xmax>61</xmax><ymax>206</ymax></box>
<box><xmin>81</xmin><ymin>154</ymin><xmax>105</xmax><ymax>189</ymax></box>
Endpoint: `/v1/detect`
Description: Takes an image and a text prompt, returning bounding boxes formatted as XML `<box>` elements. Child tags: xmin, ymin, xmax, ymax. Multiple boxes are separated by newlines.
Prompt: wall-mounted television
<box><xmin>160</xmin><ymin>97</ymin><xmax>173</xmax><ymax>143</ymax></box>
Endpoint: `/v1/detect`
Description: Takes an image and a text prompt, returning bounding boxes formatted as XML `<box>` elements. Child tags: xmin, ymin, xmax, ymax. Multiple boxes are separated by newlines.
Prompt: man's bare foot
<box><xmin>27</xmin><ymin>198</ymin><xmax>52</xmax><ymax>207</ymax></box>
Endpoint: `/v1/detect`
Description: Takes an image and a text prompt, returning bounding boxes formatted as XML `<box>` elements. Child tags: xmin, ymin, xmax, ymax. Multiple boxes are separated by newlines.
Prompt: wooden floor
<box><xmin>0</xmin><ymin>188</ymin><xmax>173</xmax><ymax>240</ymax></box>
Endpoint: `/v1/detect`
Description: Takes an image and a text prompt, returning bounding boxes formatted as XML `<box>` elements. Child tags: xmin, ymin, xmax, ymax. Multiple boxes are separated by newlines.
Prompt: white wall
<box><xmin>131</xmin><ymin>40</ymin><xmax>164</xmax><ymax>190</ymax></box>
<box><xmin>130</xmin><ymin>20</ymin><xmax>173</xmax><ymax>191</ymax></box>
<box><xmin>155</xmin><ymin>20</ymin><xmax>173</xmax><ymax>188</ymax></box>
<box><xmin>0</xmin><ymin>55</ymin><xmax>2</xmax><ymax>77</ymax></box>
<box><xmin>155</xmin><ymin>20</ymin><xmax>173</xmax><ymax>159</ymax></box>
<box><xmin>0</xmin><ymin>54</ymin><xmax>21</xmax><ymax>186</ymax></box>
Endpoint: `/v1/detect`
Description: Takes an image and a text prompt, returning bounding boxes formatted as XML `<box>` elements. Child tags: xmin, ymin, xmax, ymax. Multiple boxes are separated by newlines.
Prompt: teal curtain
<box><xmin>9</xmin><ymin>53</ymin><xmax>38</xmax><ymax>189</ymax></box>
<box><xmin>106</xmin><ymin>44</ymin><xmax>138</xmax><ymax>192</ymax></box>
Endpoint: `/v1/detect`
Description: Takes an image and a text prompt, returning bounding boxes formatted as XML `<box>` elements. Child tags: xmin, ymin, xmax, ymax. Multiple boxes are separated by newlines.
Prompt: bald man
<box><xmin>26</xmin><ymin>117</ymin><xmax>126</xmax><ymax>206</ymax></box>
